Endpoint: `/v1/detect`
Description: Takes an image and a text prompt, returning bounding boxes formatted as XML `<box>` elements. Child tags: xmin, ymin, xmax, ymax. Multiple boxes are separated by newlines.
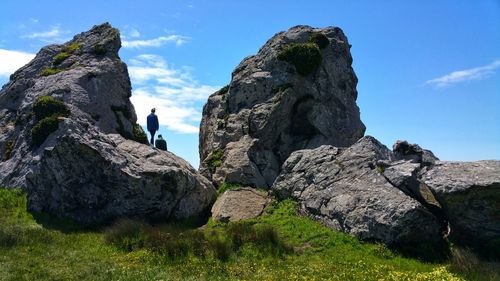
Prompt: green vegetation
<box><xmin>93</xmin><ymin>44</ymin><xmax>107</xmax><ymax>55</ymax></box>
<box><xmin>2</xmin><ymin>139</ymin><xmax>14</xmax><ymax>161</ymax></box>
<box><xmin>132</xmin><ymin>123</ymin><xmax>149</xmax><ymax>144</ymax></box>
<box><xmin>30</xmin><ymin>96</ymin><xmax>70</xmax><ymax>147</ymax></box>
<box><xmin>207</xmin><ymin>149</ymin><xmax>224</xmax><ymax>172</ymax></box>
<box><xmin>0</xmin><ymin>188</ymin><xmax>497</xmax><ymax>280</ymax></box>
<box><xmin>217</xmin><ymin>85</ymin><xmax>230</xmax><ymax>95</ymax></box>
<box><xmin>277</xmin><ymin>43</ymin><xmax>322</xmax><ymax>76</ymax></box>
<box><xmin>39</xmin><ymin>67</ymin><xmax>65</xmax><ymax>76</ymax></box>
<box><xmin>64</xmin><ymin>42</ymin><xmax>82</xmax><ymax>53</ymax></box>
<box><xmin>271</xmin><ymin>83</ymin><xmax>293</xmax><ymax>94</ymax></box>
<box><xmin>31</xmin><ymin>115</ymin><xmax>61</xmax><ymax>147</ymax></box>
<box><xmin>308</xmin><ymin>32</ymin><xmax>330</xmax><ymax>49</ymax></box>
<box><xmin>376</xmin><ymin>164</ymin><xmax>385</xmax><ymax>174</ymax></box>
<box><xmin>52</xmin><ymin>52</ymin><xmax>70</xmax><ymax>65</ymax></box>
<box><xmin>217</xmin><ymin>182</ymin><xmax>242</xmax><ymax>195</ymax></box>
<box><xmin>32</xmin><ymin>96</ymin><xmax>70</xmax><ymax>120</ymax></box>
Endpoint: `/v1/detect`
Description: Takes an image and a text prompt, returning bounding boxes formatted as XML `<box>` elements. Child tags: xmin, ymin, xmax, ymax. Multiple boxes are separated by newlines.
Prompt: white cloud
<box><xmin>425</xmin><ymin>59</ymin><xmax>500</xmax><ymax>87</ymax></box>
<box><xmin>128</xmin><ymin>54</ymin><xmax>218</xmax><ymax>134</ymax></box>
<box><xmin>21</xmin><ymin>24</ymin><xmax>70</xmax><ymax>43</ymax></box>
<box><xmin>122</xmin><ymin>35</ymin><xmax>189</xmax><ymax>48</ymax></box>
<box><xmin>129</xmin><ymin>28</ymin><xmax>141</xmax><ymax>38</ymax></box>
<box><xmin>0</xmin><ymin>49</ymin><xmax>35</xmax><ymax>78</ymax></box>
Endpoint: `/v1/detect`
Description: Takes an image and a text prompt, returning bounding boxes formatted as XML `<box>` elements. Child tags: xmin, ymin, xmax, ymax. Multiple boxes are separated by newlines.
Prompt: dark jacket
<box><xmin>147</xmin><ymin>113</ymin><xmax>159</xmax><ymax>131</ymax></box>
<box><xmin>155</xmin><ymin>138</ymin><xmax>167</xmax><ymax>151</ymax></box>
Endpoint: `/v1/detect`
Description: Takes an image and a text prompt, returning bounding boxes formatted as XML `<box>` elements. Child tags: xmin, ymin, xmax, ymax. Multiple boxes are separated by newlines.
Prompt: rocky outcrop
<box><xmin>421</xmin><ymin>161</ymin><xmax>500</xmax><ymax>256</ymax></box>
<box><xmin>199</xmin><ymin>25</ymin><xmax>365</xmax><ymax>188</ymax></box>
<box><xmin>0</xmin><ymin>23</ymin><xmax>216</xmax><ymax>222</ymax></box>
<box><xmin>271</xmin><ymin>136</ymin><xmax>444</xmax><ymax>246</ymax></box>
<box><xmin>211</xmin><ymin>187</ymin><xmax>271</xmax><ymax>222</ymax></box>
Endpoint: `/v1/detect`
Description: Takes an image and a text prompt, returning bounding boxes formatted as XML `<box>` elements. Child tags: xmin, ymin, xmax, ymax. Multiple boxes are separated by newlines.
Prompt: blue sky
<box><xmin>1</xmin><ymin>0</ymin><xmax>499</xmax><ymax>167</ymax></box>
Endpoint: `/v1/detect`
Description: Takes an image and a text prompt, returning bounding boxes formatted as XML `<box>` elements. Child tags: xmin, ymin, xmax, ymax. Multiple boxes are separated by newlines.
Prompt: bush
<box><xmin>104</xmin><ymin>218</ymin><xmax>148</xmax><ymax>252</ymax></box>
<box><xmin>132</xmin><ymin>124</ymin><xmax>148</xmax><ymax>144</ymax></box>
<box><xmin>64</xmin><ymin>43</ymin><xmax>81</xmax><ymax>53</ymax></box>
<box><xmin>308</xmin><ymin>32</ymin><xmax>330</xmax><ymax>49</ymax></box>
<box><xmin>208</xmin><ymin>149</ymin><xmax>224</xmax><ymax>171</ymax></box>
<box><xmin>32</xmin><ymin>96</ymin><xmax>70</xmax><ymax>120</ymax></box>
<box><xmin>277</xmin><ymin>43</ymin><xmax>322</xmax><ymax>76</ymax></box>
<box><xmin>2</xmin><ymin>139</ymin><xmax>14</xmax><ymax>161</ymax></box>
<box><xmin>217</xmin><ymin>182</ymin><xmax>242</xmax><ymax>196</ymax></box>
<box><xmin>52</xmin><ymin>52</ymin><xmax>70</xmax><ymax>65</ymax></box>
<box><xmin>93</xmin><ymin>44</ymin><xmax>107</xmax><ymax>55</ymax></box>
<box><xmin>39</xmin><ymin>68</ymin><xmax>64</xmax><ymax>76</ymax></box>
<box><xmin>31</xmin><ymin>116</ymin><xmax>61</xmax><ymax>147</ymax></box>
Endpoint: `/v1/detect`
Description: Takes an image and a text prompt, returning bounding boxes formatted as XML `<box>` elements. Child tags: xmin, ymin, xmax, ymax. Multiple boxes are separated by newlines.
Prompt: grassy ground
<box><xmin>0</xmin><ymin>188</ymin><xmax>498</xmax><ymax>281</ymax></box>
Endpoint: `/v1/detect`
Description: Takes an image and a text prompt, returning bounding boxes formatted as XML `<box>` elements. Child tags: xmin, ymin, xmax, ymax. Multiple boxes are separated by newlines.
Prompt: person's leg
<box><xmin>149</xmin><ymin>130</ymin><xmax>156</xmax><ymax>144</ymax></box>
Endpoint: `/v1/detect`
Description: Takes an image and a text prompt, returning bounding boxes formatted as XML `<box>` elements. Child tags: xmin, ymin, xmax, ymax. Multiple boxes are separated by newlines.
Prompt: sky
<box><xmin>1</xmin><ymin>0</ymin><xmax>499</xmax><ymax>168</ymax></box>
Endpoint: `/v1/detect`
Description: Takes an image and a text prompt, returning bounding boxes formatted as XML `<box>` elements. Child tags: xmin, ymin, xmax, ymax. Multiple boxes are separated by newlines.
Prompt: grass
<box><xmin>277</xmin><ymin>43</ymin><xmax>322</xmax><ymax>76</ymax></box>
<box><xmin>1</xmin><ymin>188</ymin><xmax>497</xmax><ymax>280</ymax></box>
<box><xmin>52</xmin><ymin>52</ymin><xmax>70</xmax><ymax>65</ymax></box>
<box><xmin>39</xmin><ymin>68</ymin><xmax>65</xmax><ymax>76</ymax></box>
<box><xmin>30</xmin><ymin>96</ymin><xmax>70</xmax><ymax>147</ymax></box>
<box><xmin>216</xmin><ymin>182</ymin><xmax>242</xmax><ymax>195</ymax></box>
<box><xmin>207</xmin><ymin>149</ymin><xmax>224</xmax><ymax>172</ymax></box>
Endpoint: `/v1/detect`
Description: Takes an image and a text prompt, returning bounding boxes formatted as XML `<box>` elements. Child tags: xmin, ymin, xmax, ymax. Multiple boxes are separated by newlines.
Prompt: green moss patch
<box><xmin>31</xmin><ymin>115</ymin><xmax>61</xmax><ymax>147</ymax></box>
<box><xmin>308</xmin><ymin>32</ymin><xmax>330</xmax><ymax>49</ymax></box>
<box><xmin>93</xmin><ymin>44</ymin><xmax>107</xmax><ymax>55</ymax></box>
<box><xmin>32</xmin><ymin>96</ymin><xmax>70</xmax><ymax>120</ymax></box>
<box><xmin>207</xmin><ymin>149</ymin><xmax>224</xmax><ymax>172</ymax></box>
<box><xmin>52</xmin><ymin>52</ymin><xmax>70</xmax><ymax>65</ymax></box>
<box><xmin>39</xmin><ymin>68</ymin><xmax>65</xmax><ymax>77</ymax></box>
<box><xmin>30</xmin><ymin>96</ymin><xmax>70</xmax><ymax>147</ymax></box>
<box><xmin>277</xmin><ymin>43</ymin><xmax>322</xmax><ymax>76</ymax></box>
<box><xmin>2</xmin><ymin>139</ymin><xmax>14</xmax><ymax>161</ymax></box>
<box><xmin>132</xmin><ymin>124</ymin><xmax>148</xmax><ymax>144</ymax></box>
<box><xmin>217</xmin><ymin>182</ymin><xmax>242</xmax><ymax>196</ymax></box>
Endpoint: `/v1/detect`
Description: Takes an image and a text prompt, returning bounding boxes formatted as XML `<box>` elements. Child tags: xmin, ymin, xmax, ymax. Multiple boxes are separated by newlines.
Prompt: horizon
<box><xmin>1</xmin><ymin>0</ymin><xmax>499</xmax><ymax>168</ymax></box>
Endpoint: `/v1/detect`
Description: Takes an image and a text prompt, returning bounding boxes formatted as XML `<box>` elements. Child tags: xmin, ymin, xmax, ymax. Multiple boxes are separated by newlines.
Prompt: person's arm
<box><xmin>154</xmin><ymin>115</ymin><xmax>159</xmax><ymax>130</ymax></box>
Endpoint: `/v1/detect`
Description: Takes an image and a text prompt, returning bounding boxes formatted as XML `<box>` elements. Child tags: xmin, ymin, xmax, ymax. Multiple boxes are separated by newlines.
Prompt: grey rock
<box><xmin>0</xmin><ymin>23</ymin><xmax>216</xmax><ymax>223</ymax></box>
<box><xmin>393</xmin><ymin>140</ymin><xmax>438</xmax><ymax>166</ymax></box>
<box><xmin>211</xmin><ymin>187</ymin><xmax>271</xmax><ymax>222</ymax></box>
<box><xmin>199</xmin><ymin>25</ymin><xmax>365</xmax><ymax>188</ymax></box>
<box><xmin>272</xmin><ymin>136</ymin><xmax>443</xmax><ymax>246</ymax></box>
<box><xmin>421</xmin><ymin>160</ymin><xmax>500</xmax><ymax>253</ymax></box>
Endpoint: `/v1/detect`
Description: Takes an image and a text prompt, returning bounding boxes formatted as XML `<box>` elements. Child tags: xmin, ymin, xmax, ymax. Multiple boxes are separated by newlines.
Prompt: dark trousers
<box><xmin>149</xmin><ymin>130</ymin><xmax>156</xmax><ymax>144</ymax></box>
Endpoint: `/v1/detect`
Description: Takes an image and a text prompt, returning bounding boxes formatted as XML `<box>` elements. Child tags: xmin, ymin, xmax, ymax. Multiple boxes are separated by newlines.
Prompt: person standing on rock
<box><xmin>147</xmin><ymin>108</ymin><xmax>159</xmax><ymax>145</ymax></box>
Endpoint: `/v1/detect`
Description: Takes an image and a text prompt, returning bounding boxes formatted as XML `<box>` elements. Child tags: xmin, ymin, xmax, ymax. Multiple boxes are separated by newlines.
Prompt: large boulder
<box><xmin>211</xmin><ymin>187</ymin><xmax>271</xmax><ymax>222</ymax></box>
<box><xmin>199</xmin><ymin>25</ymin><xmax>365</xmax><ymax>188</ymax></box>
<box><xmin>0</xmin><ymin>23</ymin><xmax>216</xmax><ymax>222</ymax></box>
<box><xmin>271</xmin><ymin>136</ymin><xmax>443</xmax><ymax>247</ymax></box>
<box><xmin>421</xmin><ymin>161</ymin><xmax>500</xmax><ymax>257</ymax></box>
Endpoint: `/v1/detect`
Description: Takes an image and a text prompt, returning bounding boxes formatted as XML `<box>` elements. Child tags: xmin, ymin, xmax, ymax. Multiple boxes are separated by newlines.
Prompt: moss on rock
<box><xmin>277</xmin><ymin>43</ymin><xmax>322</xmax><ymax>76</ymax></box>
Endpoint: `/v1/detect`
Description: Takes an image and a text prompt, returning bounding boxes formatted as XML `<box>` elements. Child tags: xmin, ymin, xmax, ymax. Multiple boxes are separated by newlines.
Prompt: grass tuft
<box><xmin>277</xmin><ymin>43</ymin><xmax>322</xmax><ymax>76</ymax></box>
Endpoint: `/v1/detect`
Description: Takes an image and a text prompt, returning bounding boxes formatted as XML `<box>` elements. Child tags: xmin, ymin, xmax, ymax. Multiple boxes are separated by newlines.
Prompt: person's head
<box><xmin>151</xmin><ymin>108</ymin><xmax>156</xmax><ymax>113</ymax></box>
<box><xmin>157</xmin><ymin>134</ymin><xmax>163</xmax><ymax>139</ymax></box>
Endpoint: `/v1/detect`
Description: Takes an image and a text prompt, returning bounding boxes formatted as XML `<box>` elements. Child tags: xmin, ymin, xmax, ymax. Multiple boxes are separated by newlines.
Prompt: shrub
<box><xmin>31</xmin><ymin>116</ymin><xmax>61</xmax><ymax>147</ymax></box>
<box><xmin>308</xmin><ymin>32</ymin><xmax>330</xmax><ymax>49</ymax></box>
<box><xmin>64</xmin><ymin>43</ymin><xmax>81</xmax><ymax>53</ymax></box>
<box><xmin>104</xmin><ymin>218</ymin><xmax>148</xmax><ymax>252</ymax></box>
<box><xmin>208</xmin><ymin>149</ymin><xmax>224</xmax><ymax>171</ymax></box>
<box><xmin>218</xmin><ymin>85</ymin><xmax>229</xmax><ymax>95</ymax></box>
<box><xmin>277</xmin><ymin>43</ymin><xmax>322</xmax><ymax>76</ymax></box>
<box><xmin>132</xmin><ymin>124</ymin><xmax>148</xmax><ymax>144</ymax></box>
<box><xmin>52</xmin><ymin>52</ymin><xmax>70</xmax><ymax>65</ymax></box>
<box><xmin>93</xmin><ymin>44</ymin><xmax>107</xmax><ymax>55</ymax></box>
<box><xmin>2</xmin><ymin>139</ymin><xmax>14</xmax><ymax>161</ymax></box>
<box><xmin>32</xmin><ymin>96</ymin><xmax>70</xmax><ymax>120</ymax></box>
<box><xmin>217</xmin><ymin>182</ymin><xmax>242</xmax><ymax>195</ymax></box>
<box><xmin>39</xmin><ymin>68</ymin><xmax>64</xmax><ymax>76</ymax></box>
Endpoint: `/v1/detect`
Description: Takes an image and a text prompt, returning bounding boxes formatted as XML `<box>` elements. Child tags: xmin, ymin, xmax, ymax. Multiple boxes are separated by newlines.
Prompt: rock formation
<box><xmin>211</xmin><ymin>187</ymin><xmax>271</xmax><ymax>222</ymax></box>
<box><xmin>272</xmin><ymin>136</ymin><xmax>500</xmax><ymax>255</ymax></box>
<box><xmin>271</xmin><ymin>136</ymin><xmax>444</xmax><ymax>247</ymax></box>
<box><xmin>421</xmin><ymin>161</ymin><xmax>500</xmax><ymax>257</ymax></box>
<box><xmin>199</xmin><ymin>25</ymin><xmax>365</xmax><ymax>188</ymax></box>
<box><xmin>0</xmin><ymin>23</ymin><xmax>216</xmax><ymax>222</ymax></box>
